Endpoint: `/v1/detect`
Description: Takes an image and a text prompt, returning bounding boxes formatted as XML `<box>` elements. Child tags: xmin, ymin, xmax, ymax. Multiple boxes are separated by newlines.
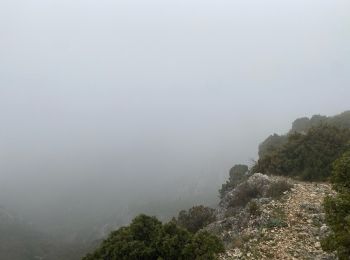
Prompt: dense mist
<box><xmin>0</xmin><ymin>0</ymin><xmax>349</xmax><ymax>249</ymax></box>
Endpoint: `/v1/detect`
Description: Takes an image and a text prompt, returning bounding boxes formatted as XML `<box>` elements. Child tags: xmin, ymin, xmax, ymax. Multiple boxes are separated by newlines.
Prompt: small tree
<box><xmin>176</xmin><ymin>205</ymin><xmax>216</xmax><ymax>233</ymax></box>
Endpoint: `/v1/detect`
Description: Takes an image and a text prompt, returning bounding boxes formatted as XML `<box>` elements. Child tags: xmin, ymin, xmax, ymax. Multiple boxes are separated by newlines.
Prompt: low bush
<box><xmin>228</xmin><ymin>182</ymin><xmax>260</xmax><ymax>208</ymax></box>
<box><xmin>176</xmin><ymin>205</ymin><xmax>216</xmax><ymax>233</ymax></box>
<box><xmin>266</xmin><ymin>179</ymin><xmax>292</xmax><ymax>199</ymax></box>
<box><xmin>265</xmin><ymin>207</ymin><xmax>287</xmax><ymax>228</ymax></box>
<box><xmin>265</xmin><ymin>218</ymin><xmax>287</xmax><ymax>228</ymax></box>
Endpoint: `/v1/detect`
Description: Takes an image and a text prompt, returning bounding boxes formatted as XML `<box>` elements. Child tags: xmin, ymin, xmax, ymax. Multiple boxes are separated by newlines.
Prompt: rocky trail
<box><xmin>215</xmin><ymin>176</ymin><xmax>337</xmax><ymax>259</ymax></box>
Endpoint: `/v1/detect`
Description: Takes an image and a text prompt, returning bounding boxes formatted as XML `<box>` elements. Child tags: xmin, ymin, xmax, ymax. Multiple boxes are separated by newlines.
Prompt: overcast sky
<box><xmin>0</xmin><ymin>0</ymin><xmax>349</xmax><ymax>229</ymax></box>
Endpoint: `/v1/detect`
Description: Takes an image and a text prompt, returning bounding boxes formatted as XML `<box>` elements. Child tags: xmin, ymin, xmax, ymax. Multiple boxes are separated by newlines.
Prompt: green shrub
<box><xmin>83</xmin><ymin>214</ymin><xmax>224</xmax><ymax>260</ymax></box>
<box><xmin>331</xmin><ymin>151</ymin><xmax>350</xmax><ymax>193</ymax></box>
<box><xmin>322</xmin><ymin>151</ymin><xmax>350</xmax><ymax>259</ymax></box>
<box><xmin>176</xmin><ymin>205</ymin><xmax>216</xmax><ymax>233</ymax></box>
<box><xmin>182</xmin><ymin>231</ymin><xmax>225</xmax><ymax>260</ymax></box>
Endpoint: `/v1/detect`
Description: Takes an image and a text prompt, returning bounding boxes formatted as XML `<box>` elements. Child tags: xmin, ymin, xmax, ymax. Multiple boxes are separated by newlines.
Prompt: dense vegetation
<box><xmin>322</xmin><ymin>151</ymin><xmax>350</xmax><ymax>259</ymax></box>
<box><xmin>288</xmin><ymin>111</ymin><xmax>350</xmax><ymax>133</ymax></box>
<box><xmin>84</xmin><ymin>214</ymin><xmax>224</xmax><ymax>260</ymax></box>
<box><xmin>254</xmin><ymin>125</ymin><xmax>350</xmax><ymax>181</ymax></box>
<box><xmin>258</xmin><ymin>111</ymin><xmax>350</xmax><ymax>159</ymax></box>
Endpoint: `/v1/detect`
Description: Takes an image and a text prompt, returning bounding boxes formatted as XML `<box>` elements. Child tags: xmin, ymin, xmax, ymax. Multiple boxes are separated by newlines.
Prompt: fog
<box><xmin>0</xmin><ymin>0</ymin><xmax>349</xmax><ymax>239</ymax></box>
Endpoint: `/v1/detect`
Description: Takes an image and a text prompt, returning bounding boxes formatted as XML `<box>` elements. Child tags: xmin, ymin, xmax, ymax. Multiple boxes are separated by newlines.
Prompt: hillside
<box><xmin>216</xmin><ymin>176</ymin><xmax>336</xmax><ymax>259</ymax></box>
<box><xmin>85</xmin><ymin>112</ymin><xmax>350</xmax><ymax>259</ymax></box>
<box><xmin>212</xmin><ymin>111</ymin><xmax>350</xmax><ymax>259</ymax></box>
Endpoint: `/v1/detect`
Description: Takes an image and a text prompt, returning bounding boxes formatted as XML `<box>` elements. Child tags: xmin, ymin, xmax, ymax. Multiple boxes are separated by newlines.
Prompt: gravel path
<box><xmin>220</xmin><ymin>181</ymin><xmax>336</xmax><ymax>259</ymax></box>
